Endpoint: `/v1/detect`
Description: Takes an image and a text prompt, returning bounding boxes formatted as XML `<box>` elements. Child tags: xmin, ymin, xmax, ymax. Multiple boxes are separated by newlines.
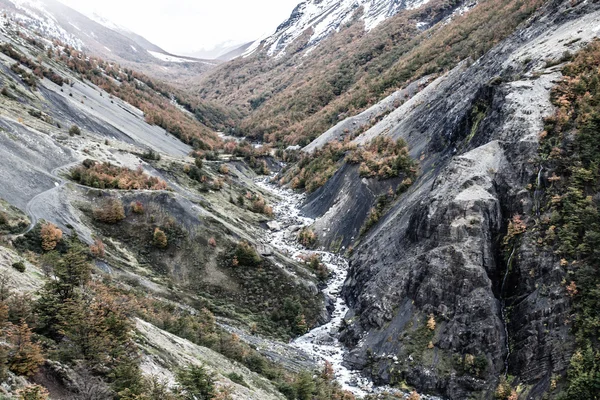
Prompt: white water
<box><xmin>256</xmin><ymin>176</ymin><xmax>443</xmax><ymax>399</ymax></box>
<box><xmin>500</xmin><ymin>247</ymin><xmax>516</xmax><ymax>377</ymax></box>
<box><xmin>255</xmin><ymin>176</ymin><xmax>374</xmax><ymax>396</ymax></box>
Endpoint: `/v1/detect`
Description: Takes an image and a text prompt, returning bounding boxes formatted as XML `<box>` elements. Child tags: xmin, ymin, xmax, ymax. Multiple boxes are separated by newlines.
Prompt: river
<box><xmin>255</xmin><ymin>176</ymin><xmax>444</xmax><ymax>399</ymax></box>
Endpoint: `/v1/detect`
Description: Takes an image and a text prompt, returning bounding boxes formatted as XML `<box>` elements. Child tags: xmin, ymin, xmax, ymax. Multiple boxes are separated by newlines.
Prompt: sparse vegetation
<box><xmin>71</xmin><ymin>161</ymin><xmax>168</xmax><ymax>190</ymax></box>
<box><xmin>532</xmin><ymin>40</ymin><xmax>600</xmax><ymax>398</ymax></box>
<box><xmin>93</xmin><ymin>198</ymin><xmax>126</xmax><ymax>224</ymax></box>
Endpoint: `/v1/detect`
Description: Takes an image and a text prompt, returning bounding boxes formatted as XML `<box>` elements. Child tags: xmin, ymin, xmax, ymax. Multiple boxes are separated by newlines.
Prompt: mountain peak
<box><xmin>245</xmin><ymin>0</ymin><xmax>431</xmax><ymax>57</ymax></box>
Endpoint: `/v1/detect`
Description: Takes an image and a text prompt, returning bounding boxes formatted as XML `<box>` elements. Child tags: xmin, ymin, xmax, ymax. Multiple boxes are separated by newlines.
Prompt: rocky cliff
<box><xmin>292</xmin><ymin>0</ymin><xmax>600</xmax><ymax>398</ymax></box>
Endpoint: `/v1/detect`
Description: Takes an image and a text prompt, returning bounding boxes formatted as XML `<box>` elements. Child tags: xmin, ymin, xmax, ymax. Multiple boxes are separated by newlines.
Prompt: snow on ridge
<box><xmin>244</xmin><ymin>0</ymin><xmax>432</xmax><ymax>58</ymax></box>
<box><xmin>6</xmin><ymin>0</ymin><xmax>83</xmax><ymax>50</ymax></box>
<box><xmin>147</xmin><ymin>50</ymin><xmax>198</xmax><ymax>64</ymax></box>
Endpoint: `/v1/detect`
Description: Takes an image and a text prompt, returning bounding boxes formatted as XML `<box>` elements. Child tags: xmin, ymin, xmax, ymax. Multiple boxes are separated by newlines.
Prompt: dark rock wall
<box><xmin>318</xmin><ymin>1</ymin><xmax>600</xmax><ymax>398</ymax></box>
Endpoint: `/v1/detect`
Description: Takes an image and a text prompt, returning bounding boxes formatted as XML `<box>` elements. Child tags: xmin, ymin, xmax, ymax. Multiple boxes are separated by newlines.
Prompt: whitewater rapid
<box><xmin>256</xmin><ymin>176</ymin><xmax>443</xmax><ymax>400</ymax></box>
<box><xmin>255</xmin><ymin>176</ymin><xmax>374</xmax><ymax>396</ymax></box>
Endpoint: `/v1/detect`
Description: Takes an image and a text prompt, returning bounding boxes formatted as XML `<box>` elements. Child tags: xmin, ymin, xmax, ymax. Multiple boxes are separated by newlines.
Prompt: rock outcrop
<box><xmin>297</xmin><ymin>1</ymin><xmax>600</xmax><ymax>398</ymax></box>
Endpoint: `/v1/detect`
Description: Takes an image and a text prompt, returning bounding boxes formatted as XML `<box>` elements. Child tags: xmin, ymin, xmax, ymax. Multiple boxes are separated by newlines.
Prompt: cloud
<box><xmin>57</xmin><ymin>0</ymin><xmax>299</xmax><ymax>54</ymax></box>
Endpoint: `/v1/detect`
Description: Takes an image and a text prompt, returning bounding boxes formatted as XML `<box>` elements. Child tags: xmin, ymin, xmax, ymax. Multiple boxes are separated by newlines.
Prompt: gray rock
<box><xmin>267</xmin><ymin>221</ymin><xmax>282</xmax><ymax>231</ymax></box>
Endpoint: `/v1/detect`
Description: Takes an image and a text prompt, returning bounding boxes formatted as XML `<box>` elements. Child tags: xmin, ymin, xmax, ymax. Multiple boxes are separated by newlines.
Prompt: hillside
<box><xmin>0</xmin><ymin>13</ymin><xmax>352</xmax><ymax>400</ymax></box>
<box><xmin>0</xmin><ymin>0</ymin><xmax>218</xmax><ymax>84</ymax></box>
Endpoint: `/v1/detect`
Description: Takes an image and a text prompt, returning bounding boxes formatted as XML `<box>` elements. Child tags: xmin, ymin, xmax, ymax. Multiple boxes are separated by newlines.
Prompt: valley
<box><xmin>0</xmin><ymin>0</ymin><xmax>599</xmax><ymax>399</ymax></box>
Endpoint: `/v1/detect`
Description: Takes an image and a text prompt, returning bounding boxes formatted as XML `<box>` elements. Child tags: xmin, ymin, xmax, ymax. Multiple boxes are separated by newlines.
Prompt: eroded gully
<box><xmin>256</xmin><ymin>176</ymin><xmax>441</xmax><ymax>399</ymax></box>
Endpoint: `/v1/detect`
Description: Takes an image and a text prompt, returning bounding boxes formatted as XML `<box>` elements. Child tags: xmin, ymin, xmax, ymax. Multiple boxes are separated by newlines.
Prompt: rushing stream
<box><xmin>255</xmin><ymin>176</ymin><xmax>374</xmax><ymax>396</ymax></box>
<box><xmin>256</xmin><ymin>176</ymin><xmax>442</xmax><ymax>399</ymax></box>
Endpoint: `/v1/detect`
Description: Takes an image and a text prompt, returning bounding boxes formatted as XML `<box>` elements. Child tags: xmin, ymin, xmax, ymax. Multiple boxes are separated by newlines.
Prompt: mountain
<box><xmin>0</xmin><ymin>0</ymin><xmax>217</xmax><ymax>83</ymax></box>
<box><xmin>216</xmin><ymin>42</ymin><xmax>254</xmax><ymax>61</ymax></box>
<box><xmin>245</xmin><ymin>0</ymin><xmax>432</xmax><ymax>57</ymax></box>
<box><xmin>194</xmin><ymin>0</ymin><xmax>600</xmax><ymax>397</ymax></box>
<box><xmin>1</xmin><ymin>0</ymin><xmax>600</xmax><ymax>399</ymax></box>
<box><xmin>184</xmin><ymin>41</ymin><xmax>254</xmax><ymax>61</ymax></box>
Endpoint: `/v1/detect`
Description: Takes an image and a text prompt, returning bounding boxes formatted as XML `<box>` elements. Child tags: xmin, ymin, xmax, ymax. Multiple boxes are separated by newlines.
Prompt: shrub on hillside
<box><xmin>16</xmin><ymin>385</ymin><xmax>49</xmax><ymax>400</ymax></box>
<box><xmin>130</xmin><ymin>201</ymin><xmax>145</xmax><ymax>214</ymax></box>
<box><xmin>71</xmin><ymin>161</ymin><xmax>168</xmax><ymax>190</ymax></box>
<box><xmin>89</xmin><ymin>239</ymin><xmax>105</xmax><ymax>258</ymax></box>
<box><xmin>233</xmin><ymin>241</ymin><xmax>261</xmax><ymax>267</ymax></box>
<box><xmin>298</xmin><ymin>228</ymin><xmax>317</xmax><ymax>248</ymax></box>
<box><xmin>40</xmin><ymin>223</ymin><xmax>63</xmax><ymax>251</ymax></box>
<box><xmin>93</xmin><ymin>198</ymin><xmax>126</xmax><ymax>224</ymax></box>
<box><xmin>69</xmin><ymin>125</ymin><xmax>81</xmax><ymax>136</ymax></box>
<box><xmin>12</xmin><ymin>261</ymin><xmax>26</xmax><ymax>273</ymax></box>
<box><xmin>8</xmin><ymin>322</ymin><xmax>45</xmax><ymax>377</ymax></box>
<box><xmin>152</xmin><ymin>228</ymin><xmax>168</xmax><ymax>249</ymax></box>
<box><xmin>175</xmin><ymin>364</ymin><xmax>215</xmax><ymax>400</ymax></box>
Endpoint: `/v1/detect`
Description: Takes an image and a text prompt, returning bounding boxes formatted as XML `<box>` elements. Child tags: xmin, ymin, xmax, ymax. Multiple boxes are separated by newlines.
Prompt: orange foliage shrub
<box><xmin>153</xmin><ymin>228</ymin><xmax>168</xmax><ymax>249</ymax></box>
<box><xmin>89</xmin><ymin>239</ymin><xmax>105</xmax><ymax>258</ymax></box>
<box><xmin>8</xmin><ymin>321</ymin><xmax>45</xmax><ymax>376</ymax></box>
<box><xmin>71</xmin><ymin>161</ymin><xmax>168</xmax><ymax>190</ymax></box>
<box><xmin>40</xmin><ymin>223</ymin><xmax>62</xmax><ymax>251</ymax></box>
<box><xmin>130</xmin><ymin>201</ymin><xmax>145</xmax><ymax>214</ymax></box>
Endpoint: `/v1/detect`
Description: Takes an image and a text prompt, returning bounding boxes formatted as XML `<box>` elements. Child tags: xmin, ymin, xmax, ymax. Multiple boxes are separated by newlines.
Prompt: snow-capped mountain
<box><xmin>0</xmin><ymin>0</ymin><xmax>213</xmax><ymax>66</ymax></box>
<box><xmin>246</xmin><ymin>0</ymin><xmax>431</xmax><ymax>57</ymax></box>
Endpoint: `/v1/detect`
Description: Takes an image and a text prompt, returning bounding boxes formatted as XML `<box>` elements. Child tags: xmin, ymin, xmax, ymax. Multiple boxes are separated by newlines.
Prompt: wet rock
<box><xmin>267</xmin><ymin>221</ymin><xmax>282</xmax><ymax>231</ymax></box>
<box><xmin>257</xmin><ymin>244</ymin><xmax>274</xmax><ymax>256</ymax></box>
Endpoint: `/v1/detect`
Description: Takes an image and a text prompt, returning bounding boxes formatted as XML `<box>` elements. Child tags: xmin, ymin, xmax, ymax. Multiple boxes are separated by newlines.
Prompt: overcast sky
<box><xmin>56</xmin><ymin>0</ymin><xmax>300</xmax><ymax>55</ymax></box>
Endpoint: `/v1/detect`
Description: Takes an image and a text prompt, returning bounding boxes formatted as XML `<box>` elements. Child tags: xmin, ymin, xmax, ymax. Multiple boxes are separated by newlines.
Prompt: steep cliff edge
<box><xmin>304</xmin><ymin>1</ymin><xmax>600</xmax><ymax>398</ymax></box>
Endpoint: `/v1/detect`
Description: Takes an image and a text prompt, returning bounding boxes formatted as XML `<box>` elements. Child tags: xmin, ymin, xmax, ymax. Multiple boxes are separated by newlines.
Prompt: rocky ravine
<box><xmin>291</xmin><ymin>1</ymin><xmax>600</xmax><ymax>399</ymax></box>
<box><xmin>257</xmin><ymin>176</ymin><xmax>446</xmax><ymax>399</ymax></box>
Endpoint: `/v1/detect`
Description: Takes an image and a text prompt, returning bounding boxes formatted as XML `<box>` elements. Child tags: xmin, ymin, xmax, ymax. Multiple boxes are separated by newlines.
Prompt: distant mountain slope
<box><xmin>245</xmin><ymin>0</ymin><xmax>431</xmax><ymax>57</ymax></box>
<box><xmin>0</xmin><ymin>0</ymin><xmax>217</xmax><ymax>83</ymax></box>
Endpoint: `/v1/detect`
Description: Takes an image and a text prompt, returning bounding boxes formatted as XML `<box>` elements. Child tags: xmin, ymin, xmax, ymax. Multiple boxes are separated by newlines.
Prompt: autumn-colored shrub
<box><xmin>93</xmin><ymin>198</ymin><xmax>126</xmax><ymax>224</ymax></box>
<box><xmin>153</xmin><ymin>228</ymin><xmax>168</xmax><ymax>249</ymax></box>
<box><xmin>208</xmin><ymin>237</ymin><xmax>217</xmax><ymax>247</ymax></box>
<box><xmin>219</xmin><ymin>164</ymin><xmax>230</xmax><ymax>175</ymax></box>
<box><xmin>8</xmin><ymin>321</ymin><xmax>44</xmax><ymax>376</ymax></box>
<box><xmin>16</xmin><ymin>385</ymin><xmax>49</xmax><ymax>400</ymax></box>
<box><xmin>298</xmin><ymin>228</ymin><xmax>317</xmax><ymax>248</ymax></box>
<box><xmin>71</xmin><ymin>161</ymin><xmax>168</xmax><ymax>190</ymax></box>
<box><xmin>89</xmin><ymin>239</ymin><xmax>105</xmax><ymax>258</ymax></box>
<box><xmin>250</xmin><ymin>194</ymin><xmax>273</xmax><ymax>217</ymax></box>
<box><xmin>40</xmin><ymin>222</ymin><xmax>63</xmax><ymax>251</ymax></box>
<box><xmin>408</xmin><ymin>391</ymin><xmax>421</xmax><ymax>400</ymax></box>
<box><xmin>233</xmin><ymin>242</ymin><xmax>261</xmax><ymax>267</ymax></box>
<box><xmin>130</xmin><ymin>201</ymin><xmax>145</xmax><ymax>214</ymax></box>
<box><xmin>427</xmin><ymin>314</ymin><xmax>436</xmax><ymax>331</ymax></box>
<box><xmin>347</xmin><ymin>137</ymin><xmax>416</xmax><ymax>179</ymax></box>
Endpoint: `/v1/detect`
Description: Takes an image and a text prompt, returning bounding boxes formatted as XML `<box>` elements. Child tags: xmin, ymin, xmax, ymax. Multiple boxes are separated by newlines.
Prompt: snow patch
<box><xmin>245</xmin><ymin>0</ymin><xmax>433</xmax><ymax>58</ymax></box>
<box><xmin>147</xmin><ymin>50</ymin><xmax>197</xmax><ymax>63</ymax></box>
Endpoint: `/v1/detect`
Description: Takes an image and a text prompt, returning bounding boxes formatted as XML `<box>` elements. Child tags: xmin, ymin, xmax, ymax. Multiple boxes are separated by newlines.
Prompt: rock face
<box><xmin>294</xmin><ymin>1</ymin><xmax>600</xmax><ymax>398</ymax></box>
